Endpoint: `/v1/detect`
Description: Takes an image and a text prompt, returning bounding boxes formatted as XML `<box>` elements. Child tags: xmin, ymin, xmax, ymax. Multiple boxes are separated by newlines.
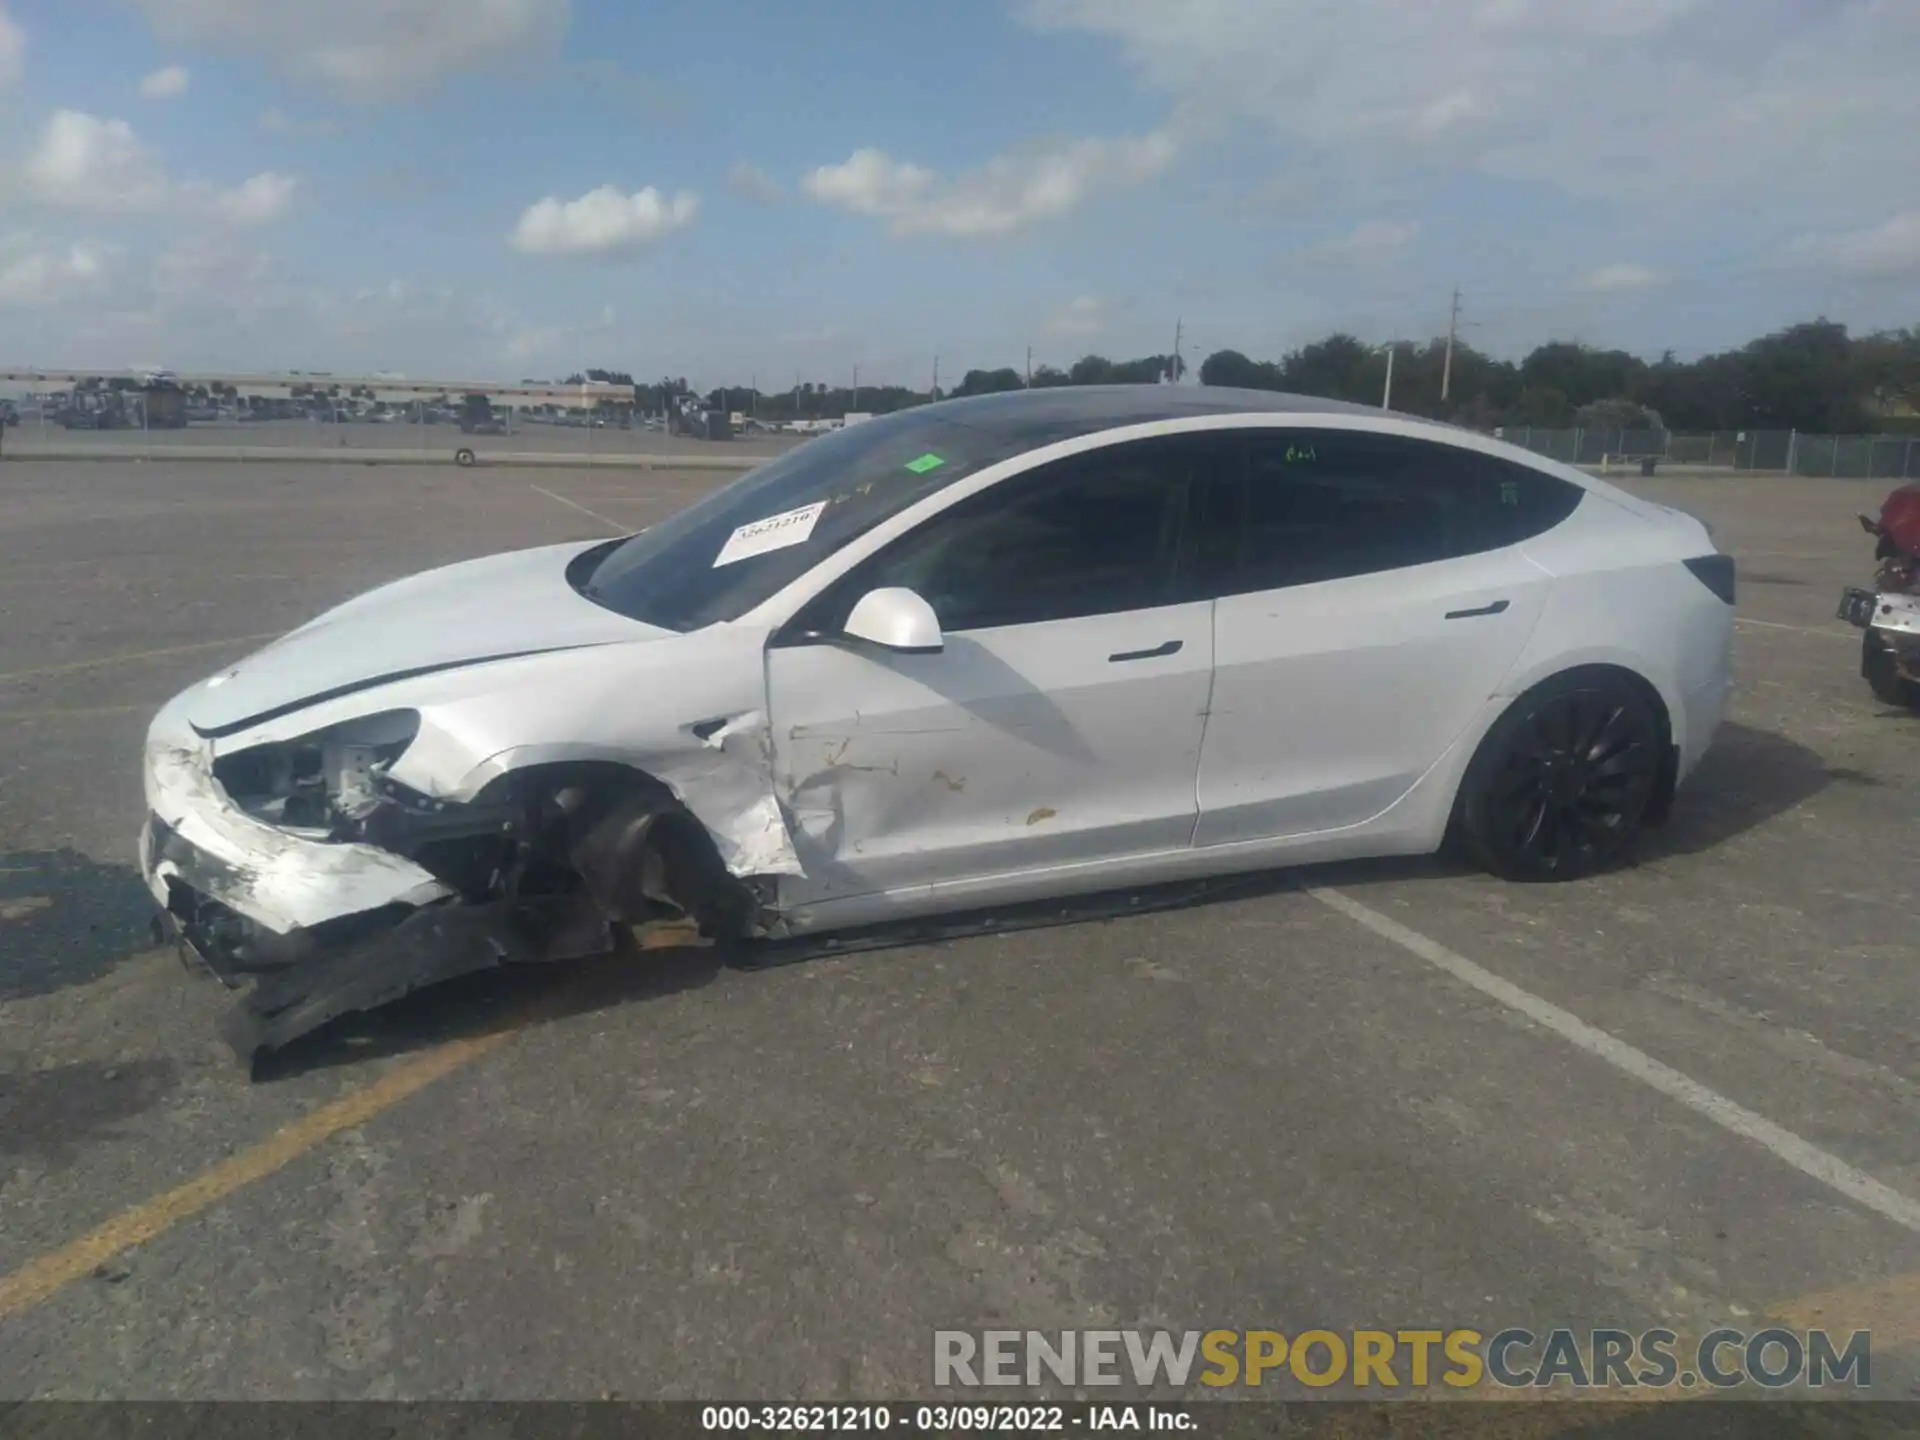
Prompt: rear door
<box><xmin>1193</xmin><ymin>430</ymin><xmax>1583</xmax><ymax>846</ymax></box>
<box><xmin>766</xmin><ymin>435</ymin><xmax>1231</xmax><ymax>907</ymax></box>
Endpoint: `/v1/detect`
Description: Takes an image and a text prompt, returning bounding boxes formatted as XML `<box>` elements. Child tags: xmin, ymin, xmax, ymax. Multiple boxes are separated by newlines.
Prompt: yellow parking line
<box><xmin>527</xmin><ymin>482</ymin><xmax>629</xmax><ymax>533</ymax></box>
<box><xmin>1459</xmin><ymin>1267</ymin><xmax>1918</xmax><ymax>1411</ymax></box>
<box><xmin>1773</xmin><ymin>1273</ymin><xmax>1920</xmax><ymax>1347</ymax></box>
<box><xmin>0</xmin><ymin>633</ymin><xmax>281</xmax><ymax>684</ymax></box>
<box><xmin>0</xmin><ymin>1025</ymin><xmax>513</xmax><ymax>1320</ymax></box>
<box><xmin>0</xmin><ymin>704</ymin><xmax>150</xmax><ymax>720</ymax></box>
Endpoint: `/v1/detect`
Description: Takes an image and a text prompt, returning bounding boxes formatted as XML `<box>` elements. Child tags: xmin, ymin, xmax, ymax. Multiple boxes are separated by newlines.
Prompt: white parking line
<box><xmin>1307</xmin><ymin>886</ymin><xmax>1920</xmax><ymax>1235</ymax></box>
<box><xmin>0</xmin><ymin>633</ymin><xmax>281</xmax><ymax>684</ymax></box>
<box><xmin>1735</xmin><ymin>617</ymin><xmax>1854</xmax><ymax>640</ymax></box>
<box><xmin>529</xmin><ymin>483</ymin><xmax>629</xmax><ymax>534</ymax></box>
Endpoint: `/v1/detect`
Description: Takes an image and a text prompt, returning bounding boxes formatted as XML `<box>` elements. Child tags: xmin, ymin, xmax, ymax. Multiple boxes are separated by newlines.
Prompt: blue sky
<box><xmin>0</xmin><ymin>0</ymin><xmax>1915</xmax><ymax>386</ymax></box>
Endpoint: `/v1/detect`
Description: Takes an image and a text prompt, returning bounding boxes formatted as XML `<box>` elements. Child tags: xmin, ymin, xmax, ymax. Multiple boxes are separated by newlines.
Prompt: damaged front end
<box><xmin>141</xmin><ymin>697</ymin><xmax>784</xmax><ymax>1068</ymax></box>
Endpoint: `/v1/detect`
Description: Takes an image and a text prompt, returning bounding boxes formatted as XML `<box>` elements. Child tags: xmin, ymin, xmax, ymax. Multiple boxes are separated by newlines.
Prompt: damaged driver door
<box><xmin>764</xmin><ymin>437</ymin><xmax>1227</xmax><ymax>917</ymax></box>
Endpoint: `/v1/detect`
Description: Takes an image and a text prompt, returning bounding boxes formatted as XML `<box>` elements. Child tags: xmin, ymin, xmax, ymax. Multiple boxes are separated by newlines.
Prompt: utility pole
<box><xmin>1381</xmin><ymin>343</ymin><xmax>1395</xmax><ymax>410</ymax></box>
<box><xmin>852</xmin><ymin>364</ymin><xmax>859</xmax><ymax>412</ymax></box>
<box><xmin>931</xmin><ymin>354</ymin><xmax>939</xmax><ymax>399</ymax></box>
<box><xmin>749</xmin><ymin>373</ymin><xmax>756</xmax><ymax>416</ymax></box>
<box><xmin>1441</xmin><ymin>286</ymin><xmax>1462</xmax><ymax>403</ymax></box>
<box><xmin>1172</xmin><ymin>317</ymin><xmax>1183</xmax><ymax>384</ymax></box>
<box><xmin>1025</xmin><ymin>345</ymin><xmax>1033</xmax><ymax>387</ymax></box>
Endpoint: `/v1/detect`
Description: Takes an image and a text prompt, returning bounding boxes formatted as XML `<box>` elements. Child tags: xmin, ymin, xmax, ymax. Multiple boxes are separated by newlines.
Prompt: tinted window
<box><xmin>1209</xmin><ymin>432</ymin><xmax>1582</xmax><ymax>593</ymax></box>
<box><xmin>572</xmin><ymin>408</ymin><xmax>1092</xmax><ymax>631</ymax></box>
<box><xmin>800</xmin><ymin>437</ymin><xmax>1222</xmax><ymax>633</ymax></box>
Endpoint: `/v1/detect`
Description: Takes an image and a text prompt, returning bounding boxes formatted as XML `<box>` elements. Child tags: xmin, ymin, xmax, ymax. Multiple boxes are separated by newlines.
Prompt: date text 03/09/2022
<box><xmin>700</xmin><ymin>1404</ymin><xmax>1192</xmax><ymax>1432</ymax></box>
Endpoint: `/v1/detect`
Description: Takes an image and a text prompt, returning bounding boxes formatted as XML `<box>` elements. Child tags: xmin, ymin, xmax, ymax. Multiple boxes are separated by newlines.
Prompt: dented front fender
<box><xmin>169</xmin><ymin>619</ymin><xmax>804</xmax><ymax>893</ymax></box>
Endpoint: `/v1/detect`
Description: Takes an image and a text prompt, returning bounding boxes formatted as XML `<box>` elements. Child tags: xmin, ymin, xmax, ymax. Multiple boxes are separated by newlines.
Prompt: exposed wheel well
<box><xmin>472</xmin><ymin>759</ymin><xmax>759</xmax><ymax>936</ymax></box>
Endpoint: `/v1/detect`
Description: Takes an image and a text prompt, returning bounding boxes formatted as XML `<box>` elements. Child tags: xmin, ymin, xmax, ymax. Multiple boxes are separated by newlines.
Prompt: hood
<box><xmin>187</xmin><ymin>537</ymin><xmax>669</xmax><ymax>736</ymax></box>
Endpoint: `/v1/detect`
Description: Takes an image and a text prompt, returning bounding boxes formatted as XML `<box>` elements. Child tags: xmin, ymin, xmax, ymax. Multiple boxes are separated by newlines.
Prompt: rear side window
<box><xmin>1210</xmin><ymin>432</ymin><xmax>1583</xmax><ymax>594</ymax></box>
<box><xmin>1466</xmin><ymin>451</ymin><xmax>1586</xmax><ymax>548</ymax></box>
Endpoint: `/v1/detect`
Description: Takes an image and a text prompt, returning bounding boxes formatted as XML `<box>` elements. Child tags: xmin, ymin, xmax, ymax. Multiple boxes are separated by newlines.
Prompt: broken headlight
<box><xmin>211</xmin><ymin>710</ymin><xmax>422</xmax><ymax>836</ymax></box>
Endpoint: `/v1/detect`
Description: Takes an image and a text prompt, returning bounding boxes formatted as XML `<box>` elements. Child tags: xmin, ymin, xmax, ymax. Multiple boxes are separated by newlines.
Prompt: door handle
<box><xmin>1444</xmin><ymin>600</ymin><xmax>1510</xmax><ymax>620</ymax></box>
<box><xmin>1109</xmin><ymin>639</ymin><xmax>1183</xmax><ymax>663</ymax></box>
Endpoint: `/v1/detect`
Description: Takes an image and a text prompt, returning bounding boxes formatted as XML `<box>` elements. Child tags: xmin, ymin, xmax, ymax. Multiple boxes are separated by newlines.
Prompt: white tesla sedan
<box><xmin>139</xmin><ymin>386</ymin><xmax>1733</xmax><ymax>1059</ymax></box>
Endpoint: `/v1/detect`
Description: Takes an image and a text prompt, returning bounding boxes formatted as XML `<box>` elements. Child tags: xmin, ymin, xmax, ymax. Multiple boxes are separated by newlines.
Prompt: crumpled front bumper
<box><xmin>138</xmin><ymin>688</ymin><xmax>455</xmax><ymax>946</ymax></box>
<box><xmin>137</xmin><ymin>689</ymin><xmax>599</xmax><ymax>1065</ymax></box>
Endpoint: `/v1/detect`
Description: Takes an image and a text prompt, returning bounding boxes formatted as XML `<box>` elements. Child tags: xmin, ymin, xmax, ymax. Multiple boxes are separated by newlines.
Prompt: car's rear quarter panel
<box><xmin>1510</xmin><ymin>492</ymin><xmax>1733</xmax><ymax>776</ymax></box>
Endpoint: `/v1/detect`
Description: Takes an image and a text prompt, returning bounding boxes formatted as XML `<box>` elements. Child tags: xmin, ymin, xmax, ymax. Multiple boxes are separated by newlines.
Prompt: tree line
<box><xmin>56</xmin><ymin>316</ymin><xmax>1913</xmax><ymax>435</ymax></box>
<box><xmin>656</xmin><ymin>319</ymin><xmax>1920</xmax><ymax>434</ymax></box>
<box><xmin>1199</xmin><ymin>320</ymin><xmax>1919</xmax><ymax>434</ymax></box>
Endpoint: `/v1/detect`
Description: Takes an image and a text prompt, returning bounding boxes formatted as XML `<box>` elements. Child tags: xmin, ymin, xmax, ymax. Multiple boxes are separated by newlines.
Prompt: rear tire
<box><xmin>1456</xmin><ymin>670</ymin><xmax>1663</xmax><ymax>883</ymax></box>
<box><xmin>1863</xmin><ymin>630</ymin><xmax>1917</xmax><ymax>708</ymax></box>
<box><xmin>454</xmin><ymin>446</ymin><xmax>476</xmax><ymax>467</ymax></box>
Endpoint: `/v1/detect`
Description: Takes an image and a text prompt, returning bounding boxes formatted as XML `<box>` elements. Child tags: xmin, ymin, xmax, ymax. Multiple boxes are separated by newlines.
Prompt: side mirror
<box><xmin>843</xmin><ymin>587</ymin><xmax>944</xmax><ymax>654</ymax></box>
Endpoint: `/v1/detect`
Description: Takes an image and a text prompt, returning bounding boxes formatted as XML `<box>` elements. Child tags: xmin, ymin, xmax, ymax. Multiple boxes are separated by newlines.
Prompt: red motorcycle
<box><xmin>1839</xmin><ymin>482</ymin><xmax>1920</xmax><ymax>707</ymax></box>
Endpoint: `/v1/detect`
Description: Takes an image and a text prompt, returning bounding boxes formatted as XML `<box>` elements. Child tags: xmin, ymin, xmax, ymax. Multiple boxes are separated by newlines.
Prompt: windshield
<box><xmin>574</xmin><ymin>408</ymin><xmax>1076</xmax><ymax>630</ymax></box>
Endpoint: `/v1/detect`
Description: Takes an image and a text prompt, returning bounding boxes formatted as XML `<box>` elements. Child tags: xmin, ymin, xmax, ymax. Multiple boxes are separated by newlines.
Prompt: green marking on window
<box><xmin>1284</xmin><ymin>444</ymin><xmax>1318</xmax><ymax>464</ymax></box>
<box><xmin>904</xmin><ymin>452</ymin><xmax>946</xmax><ymax>474</ymax></box>
<box><xmin>1500</xmin><ymin>479</ymin><xmax>1521</xmax><ymax>505</ymax></box>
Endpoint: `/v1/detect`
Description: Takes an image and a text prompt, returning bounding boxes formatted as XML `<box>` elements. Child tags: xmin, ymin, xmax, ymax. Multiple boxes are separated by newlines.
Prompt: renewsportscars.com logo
<box><xmin>933</xmin><ymin>1328</ymin><xmax>1872</xmax><ymax>1392</ymax></box>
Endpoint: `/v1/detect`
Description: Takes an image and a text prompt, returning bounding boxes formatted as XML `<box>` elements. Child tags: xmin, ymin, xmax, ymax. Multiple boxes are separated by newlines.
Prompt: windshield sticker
<box><xmin>712</xmin><ymin>500</ymin><xmax>828</xmax><ymax>567</ymax></box>
<box><xmin>904</xmin><ymin>452</ymin><xmax>946</xmax><ymax>474</ymax></box>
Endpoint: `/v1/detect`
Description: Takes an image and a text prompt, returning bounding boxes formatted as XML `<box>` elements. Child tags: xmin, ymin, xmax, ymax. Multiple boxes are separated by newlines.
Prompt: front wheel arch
<box><xmin>468</xmin><ymin>759</ymin><xmax>760</xmax><ymax>937</ymax></box>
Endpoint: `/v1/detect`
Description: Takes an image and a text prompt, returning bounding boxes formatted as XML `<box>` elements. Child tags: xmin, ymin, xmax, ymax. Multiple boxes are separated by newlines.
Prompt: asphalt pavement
<box><xmin>1</xmin><ymin>460</ymin><xmax>1917</xmax><ymax>1405</ymax></box>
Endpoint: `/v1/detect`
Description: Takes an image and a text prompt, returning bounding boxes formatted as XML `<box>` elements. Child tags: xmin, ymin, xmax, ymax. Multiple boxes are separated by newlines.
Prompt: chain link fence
<box><xmin>1493</xmin><ymin>426</ymin><xmax>1920</xmax><ymax>479</ymax></box>
<box><xmin>7</xmin><ymin>391</ymin><xmax>1920</xmax><ymax>480</ymax></box>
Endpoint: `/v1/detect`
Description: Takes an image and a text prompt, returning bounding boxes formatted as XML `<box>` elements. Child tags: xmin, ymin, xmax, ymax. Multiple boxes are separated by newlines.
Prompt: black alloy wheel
<box><xmin>1458</xmin><ymin>672</ymin><xmax>1662</xmax><ymax>883</ymax></box>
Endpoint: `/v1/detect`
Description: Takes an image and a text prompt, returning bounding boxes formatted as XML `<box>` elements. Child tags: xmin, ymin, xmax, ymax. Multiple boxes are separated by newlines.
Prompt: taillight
<box><xmin>1682</xmin><ymin>554</ymin><xmax>1735</xmax><ymax>604</ymax></box>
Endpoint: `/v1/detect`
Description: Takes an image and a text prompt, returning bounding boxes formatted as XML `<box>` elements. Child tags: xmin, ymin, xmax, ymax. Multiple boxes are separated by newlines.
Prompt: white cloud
<box><xmin>207</xmin><ymin>171</ymin><xmax>298</xmax><ymax>224</ymax></box>
<box><xmin>1582</xmin><ymin>262</ymin><xmax>1663</xmax><ymax>292</ymax></box>
<box><xmin>1791</xmin><ymin>211</ymin><xmax>1920</xmax><ymax>280</ymax></box>
<box><xmin>1300</xmin><ymin>220</ymin><xmax>1421</xmax><ymax>263</ymax></box>
<box><xmin>727</xmin><ymin>161</ymin><xmax>782</xmax><ymax>204</ymax></box>
<box><xmin>803</xmin><ymin>130</ymin><xmax>1177</xmax><ymax>238</ymax></box>
<box><xmin>259</xmin><ymin>107</ymin><xmax>341</xmax><ymax>138</ymax></box>
<box><xmin>130</xmin><ymin>0</ymin><xmax>568</xmax><ymax>101</ymax></box>
<box><xmin>804</xmin><ymin>150</ymin><xmax>933</xmax><ymax>222</ymax></box>
<box><xmin>1044</xmin><ymin>295</ymin><xmax>1111</xmax><ymax>337</ymax></box>
<box><xmin>498</xmin><ymin>302</ymin><xmax>617</xmax><ymax>365</ymax></box>
<box><xmin>0</xmin><ymin>5</ymin><xmax>23</xmax><ymax>90</ymax></box>
<box><xmin>1019</xmin><ymin>0</ymin><xmax>1920</xmax><ymax>215</ymax></box>
<box><xmin>17</xmin><ymin>110</ymin><xmax>299</xmax><ymax>229</ymax></box>
<box><xmin>508</xmin><ymin>184</ymin><xmax>699</xmax><ymax>257</ymax></box>
<box><xmin>140</xmin><ymin>64</ymin><xmax>190</xmax><ymax>99</ymax></box>
<box><xmin>0</xmin><ymin>233</ymin><xmax>551</xmax><ymax>374</ymax></box>
<box><xmin>24</xmin><ymin>111</ymin><xmax>173</xmax><ymax>212</ymax></box>
<box><xmin>0</xmin><ymin>234</ymin><xmax>117</xmax><ymax>308</ymax></box>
